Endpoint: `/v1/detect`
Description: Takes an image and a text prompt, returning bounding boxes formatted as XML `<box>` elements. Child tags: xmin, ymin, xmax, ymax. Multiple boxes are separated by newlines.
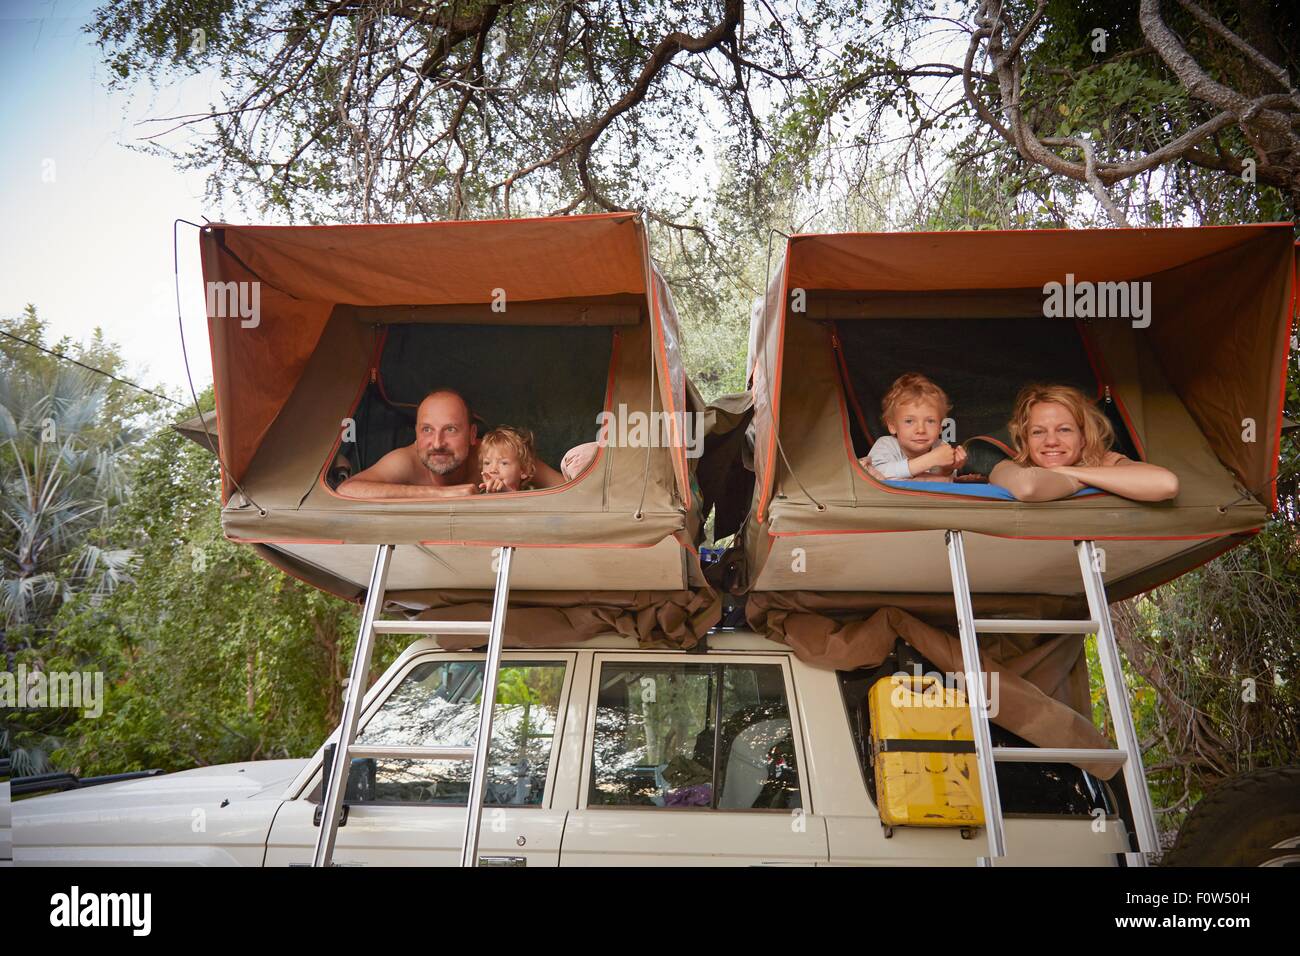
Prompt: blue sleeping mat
<box><xmin>882</xmin><ymin>480</ymin><xmax>1103</xmax><ymax>500</ymax></box>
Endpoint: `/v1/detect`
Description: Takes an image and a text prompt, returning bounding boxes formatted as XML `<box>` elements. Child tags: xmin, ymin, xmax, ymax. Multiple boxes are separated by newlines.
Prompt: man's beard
<box><xmin>419</xmin><ymin>446</ymin><xmax>465</xmax><ymax>476</ymax></box>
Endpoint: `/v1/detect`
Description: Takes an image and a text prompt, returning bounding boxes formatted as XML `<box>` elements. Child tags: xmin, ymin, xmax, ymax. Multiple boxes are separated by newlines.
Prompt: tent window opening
<box><xmin>327</xmin><ymin>322</ymin><xmax>616</xmax><ymax>489</ymax></box>
<box><xmin>829</xmin><ymin>317</ymin><xmax>1141</xmax><ymax>468</ymax></box>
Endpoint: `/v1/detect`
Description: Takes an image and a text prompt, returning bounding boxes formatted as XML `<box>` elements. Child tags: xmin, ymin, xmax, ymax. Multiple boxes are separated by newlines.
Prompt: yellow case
<box><xmin>867</xmin><ymin>674</ymin><xmax>985</xmax><ymax>828</ymax></box>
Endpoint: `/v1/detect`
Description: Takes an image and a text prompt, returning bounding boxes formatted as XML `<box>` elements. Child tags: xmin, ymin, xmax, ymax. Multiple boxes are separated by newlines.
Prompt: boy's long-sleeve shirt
<box><xmin>867</xmin><ymin>435</ymin><xmax>942</xmax><ymax>479</ymax></box>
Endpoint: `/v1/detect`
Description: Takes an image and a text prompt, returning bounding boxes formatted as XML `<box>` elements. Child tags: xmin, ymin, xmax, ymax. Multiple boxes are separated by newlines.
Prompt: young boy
<box><xmin>478</xmin><ymin>426</ymin><xmax>538</xmax><ymax>493</ymax></box>
<box><xmin>861</xmin><ymin>373</ymin><xmax>966</xmax><ymax>482</ymax></box>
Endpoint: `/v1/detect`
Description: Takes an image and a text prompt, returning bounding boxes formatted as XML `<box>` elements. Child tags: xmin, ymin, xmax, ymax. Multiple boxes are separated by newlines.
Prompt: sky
<box><xmin>1</xmin><ymin>0</ymin><xmax>239</xmax><ymax>397</ymax></box>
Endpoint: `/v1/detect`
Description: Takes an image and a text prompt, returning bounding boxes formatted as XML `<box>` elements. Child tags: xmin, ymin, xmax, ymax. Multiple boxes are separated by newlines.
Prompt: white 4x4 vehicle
<box><xmin>12</xmin><ymin>632</ymin><xmax>1133</xmax><ymax>866</ymax></box>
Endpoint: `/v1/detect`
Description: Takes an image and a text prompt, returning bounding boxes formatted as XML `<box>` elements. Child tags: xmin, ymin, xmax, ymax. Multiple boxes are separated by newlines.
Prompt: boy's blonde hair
<box><xmin>1007</xmin><ymin>383</ymin><xmax>1114</xmax><ymax>467</ymax></box>
<box><xmin>479</xmin><ymin>426</ymin><xmax>537</xmax><ymax>479</ymax></box>
<box><xmin>880</xmin><ymin>373</ymin><xmax>951</xmax><ymax>427</ymax></box>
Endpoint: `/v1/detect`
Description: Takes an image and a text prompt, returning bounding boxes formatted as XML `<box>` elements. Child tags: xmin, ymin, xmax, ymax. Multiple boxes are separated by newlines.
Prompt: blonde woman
<box><xmin>990</xmin><ymin>384</ymin><xmax>1179</xmax><ymax>502</ymax></box>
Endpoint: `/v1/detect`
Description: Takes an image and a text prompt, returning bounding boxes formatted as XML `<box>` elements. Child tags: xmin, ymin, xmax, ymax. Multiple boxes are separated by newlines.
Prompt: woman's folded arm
<box><xmin>990</xmin><ymin>458</ymin><xmax>1179</xmax><ymax>502</ymax></box>
<box><xmin>1053</xmin><ymin>459</ymin><xmax>1179</xmax><ymax>502</ymax></box>
<box><xmin>989</xmin><ymin>461</ymin><xmax>1085</xmax><ymax>502</ymax></box>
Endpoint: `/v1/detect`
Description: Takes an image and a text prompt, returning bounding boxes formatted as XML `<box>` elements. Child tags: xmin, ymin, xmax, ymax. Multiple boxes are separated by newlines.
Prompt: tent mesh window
<box><xmin>336</xmin><ymin>323</ymin><xmax>615</xmax><ymax>484</ymax></box>
<box><xmin>831</xmin><ymin>318</ymin><xmax>1140</xmax><ymax>462</ymax></box>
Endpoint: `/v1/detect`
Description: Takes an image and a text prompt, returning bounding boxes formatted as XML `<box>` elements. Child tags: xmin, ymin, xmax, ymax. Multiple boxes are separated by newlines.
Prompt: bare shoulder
<box><xmin>1102</xmin><ymin>451</ymin><xmax>1132</xmax><ymax>467</ymax></box>
<box><xmin>350</xmin><ymin>443</ymin><xmax>423</xmax><ymax>484</ymax></box>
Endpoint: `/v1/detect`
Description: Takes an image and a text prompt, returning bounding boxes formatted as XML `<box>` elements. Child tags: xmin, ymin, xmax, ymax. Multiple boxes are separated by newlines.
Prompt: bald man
<box><xmin>338</xmin><ymin>389</ymin><xmax>569</xmax><ymax>498</ymax></box>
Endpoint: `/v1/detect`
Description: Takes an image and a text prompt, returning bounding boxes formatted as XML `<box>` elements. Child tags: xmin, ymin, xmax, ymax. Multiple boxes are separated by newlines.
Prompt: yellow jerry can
<box><xmin>867</xmin><ymin>674</ymin><xmax>985</xmax><ymax>828</ymax></box>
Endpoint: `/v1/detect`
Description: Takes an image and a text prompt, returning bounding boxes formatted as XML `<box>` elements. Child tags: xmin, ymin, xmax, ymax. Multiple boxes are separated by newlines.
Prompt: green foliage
<box><xmin>1</xmin><ymin>307</ymin><xmax>163</xmax><ymax>773</ymax></box>
<box><xmin>1</xmin><ymin>309</ymin><xmax>373</xmax><ymax>777</ymax></box>
<box><xmin>48</xmin><ymin>415</ymin><xmax>373</xmax><ymax>775</ymax></box>
<box><xmin>87</xmin><ymin>0</ymin><xmax>836</xmax><ymax>225</ymax></box>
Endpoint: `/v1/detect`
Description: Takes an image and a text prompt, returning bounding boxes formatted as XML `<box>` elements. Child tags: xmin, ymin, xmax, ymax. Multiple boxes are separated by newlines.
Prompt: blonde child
<box><xmin>860</xmin><ymin>373</ymin><xmax>966</xmax><ymax>482</ymax></box>
<box><xmin>478</xmin><ymin>426</ymin><xmax>538</xmax><ymax>493</ymax></box>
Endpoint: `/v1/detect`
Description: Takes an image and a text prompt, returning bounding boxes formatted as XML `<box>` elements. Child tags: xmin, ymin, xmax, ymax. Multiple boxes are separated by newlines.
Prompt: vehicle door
<box><xmin>560</xmin><ymin>653</ymin><xmax>829</xmax><ymax>865</ymax></box>
<box><xmin>265</xmin><ymin>652</ymin><xmax>574</xmax><ymax>866</ymax></box>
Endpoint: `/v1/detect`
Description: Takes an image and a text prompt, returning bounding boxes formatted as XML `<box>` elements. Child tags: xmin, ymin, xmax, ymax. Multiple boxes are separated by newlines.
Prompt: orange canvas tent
<box><xmin>196</xmin><ymin>213</ymin><xmax>715</xmax><ymax>644</ymax></box>
<box><xmin>731</xmin><ymin>223</ymin><xmax>1295</xmax><ymax>600</ymax></box>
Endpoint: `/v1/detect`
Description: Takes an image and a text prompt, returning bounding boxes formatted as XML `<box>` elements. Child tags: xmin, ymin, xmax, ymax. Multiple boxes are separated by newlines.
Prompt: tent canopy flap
<box><xmin>214</xmin><ymin>213</ymin><xmax>647</xmax><ymax>305</ymax></box>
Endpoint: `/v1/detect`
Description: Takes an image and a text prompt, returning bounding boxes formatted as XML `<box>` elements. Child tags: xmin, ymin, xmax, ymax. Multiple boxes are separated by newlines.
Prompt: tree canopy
<box><xmin>91</xmin><ymin>0</ymin><xmax>1297</xmax><ymax>231</ymax></box>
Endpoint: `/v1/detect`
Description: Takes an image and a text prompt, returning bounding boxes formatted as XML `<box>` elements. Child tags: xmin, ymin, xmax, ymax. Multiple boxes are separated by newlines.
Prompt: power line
<box><xmin>0</xmin><ymin>327</ymin><xmax>186</xmax><ymax>408</ymax></box>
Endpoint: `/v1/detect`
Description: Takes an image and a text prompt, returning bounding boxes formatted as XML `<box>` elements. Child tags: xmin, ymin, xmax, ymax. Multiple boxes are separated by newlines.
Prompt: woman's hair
<box><xmin>479</xmin><ymin>426</ymin><xmax>537</xmax><ymax>478</ymax></box>
<box><xmin>1007</xmin><ymin>384</ymin><xmax>1114</xmax><ymax>467</ymax></box>
<box><xmin>880</xmin><ymin>372</ymin><xmax>951</xmax><ymax>427</ymax></box>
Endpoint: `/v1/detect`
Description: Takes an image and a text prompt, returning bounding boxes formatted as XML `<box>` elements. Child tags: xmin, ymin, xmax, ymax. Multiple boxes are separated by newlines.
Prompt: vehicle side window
<box><xmin>337</xmin><ymin>660</ymin><xmax>565</xmax><ymax>807</ymax></box>
<box><xmin>589</xmin><ymin>662</ymin><xmax>801</xmax><ymax>810</ymax></box>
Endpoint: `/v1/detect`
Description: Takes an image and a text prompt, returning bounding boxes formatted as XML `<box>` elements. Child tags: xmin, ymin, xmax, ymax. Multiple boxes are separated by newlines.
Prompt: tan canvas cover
<box><xmin>741</xmin><ymin>224</ymin><xmax>1296</xmax><ymax>599</ymax></box>
<box><xmin>412</xmin><ymin>588</ymin><xmax>718</xmax><ymax>649</ymax></box>
<box><xmin>746</xmin><ymin>592</ymin><xmax>1117</xmax><ymax>777</ymax></box>
<box><xmin>198</xmin><ymin>214</ymin><xmax>712</xmax><ymax>632</ymax></box>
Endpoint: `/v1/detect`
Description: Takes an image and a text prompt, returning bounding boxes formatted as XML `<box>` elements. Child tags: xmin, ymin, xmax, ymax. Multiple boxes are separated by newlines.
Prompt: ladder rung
<box><xmin>992</xmin><ymin>747</ymin><xmax>1128</xmax><ymax>766</ymax></box>
<box><xmin>348</xmin><ymin>744</ymin><xmax>475</xmax><ymax>761</ymax></box>
<box><xmin>972</xmin><ymin>619</ymin><xmax>1099</xmax><ymax>634</ymax></box>
<box><xmin>372</xmin><ymin>620</ymin><xmax>492</xmax><ymax>636</ymax></box>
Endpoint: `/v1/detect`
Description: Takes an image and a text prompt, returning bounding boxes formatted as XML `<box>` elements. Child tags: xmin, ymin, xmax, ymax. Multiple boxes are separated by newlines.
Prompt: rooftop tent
<box><xmin>197</xmin><ymin>214</ymin><xmax>714</xmax><ymax>642</ymax></box>
<box><xmin>693</xmin><ymin>225</ymin><xmax>1296</xmax><ymax>773</ymax></box>
<box><xmin>737</xmin><ymin>224</ymin><xmax>1295</xmax><ymax>601</ymax></box>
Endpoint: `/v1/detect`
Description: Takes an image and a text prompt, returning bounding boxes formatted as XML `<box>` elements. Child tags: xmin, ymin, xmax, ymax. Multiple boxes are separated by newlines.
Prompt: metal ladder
<box><xmin>312</xmin><ymin>544</ymin><xmax>514</xmax><ymax>868</ymax></box>
<box><xmin>944</xmin><ymin>531</ymin><xmax>1160</xmax><ymax>866</ymax></box>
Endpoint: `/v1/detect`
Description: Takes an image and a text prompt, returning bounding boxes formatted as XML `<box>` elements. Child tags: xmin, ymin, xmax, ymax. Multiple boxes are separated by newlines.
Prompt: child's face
<box><xmin>480</xmin><ymin>442</ymin><xmax>530</xmax><ymax>491</ymax></box>
<box><xmin>887</xmin><ymin>400</ymin><xmax>944</xmax><ymax>458</ymax></box>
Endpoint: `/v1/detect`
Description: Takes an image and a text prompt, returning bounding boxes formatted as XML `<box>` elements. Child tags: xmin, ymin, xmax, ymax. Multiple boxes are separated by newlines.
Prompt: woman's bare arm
<box><xmin>991</xmin><ymin>458</ymin><xmax>1179</xmax><ymax>502</ymax></box>
<box><xmin>989</xmin><ymin>460</ymin><xmax>1086</xmax><ymax>502</ymax></box>
<box><xmin>1054</xmin><ymin>459</ymin><xmax>1179</xmax><ymax>502</ymax></box>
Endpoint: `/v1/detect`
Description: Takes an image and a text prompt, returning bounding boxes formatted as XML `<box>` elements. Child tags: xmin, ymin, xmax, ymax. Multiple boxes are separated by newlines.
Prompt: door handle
<box><xmin>477</xmin><ymin>855</ymin><xmax>526</xmax><ymax>867</ymax></box>
<box><xmin>313</xmin><ymin>803</ymin><xmax>350</xmax><ymax>828</ymax></box>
